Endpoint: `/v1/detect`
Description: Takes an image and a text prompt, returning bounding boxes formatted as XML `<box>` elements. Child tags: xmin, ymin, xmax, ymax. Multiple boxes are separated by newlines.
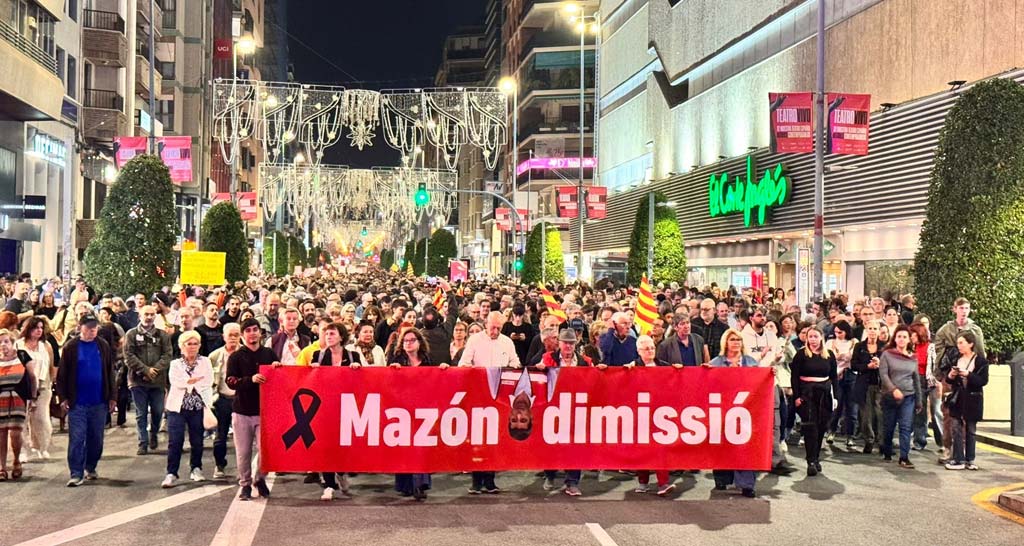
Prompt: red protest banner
<box><xmin>827</xmin><ymin>93</ymin><xmax>871</xmax><ymax>155</ymax></box>
<box><xmin>556</xmin><ymin>186</ymin><xmax>579</xmax><ymax>218</ymax></box>
<box><xmin>586</xmin><ymin>186</ymin><xmax>607</xmax><ymax>219</ymax></box>
<box><xmin>259</xmin><ymin>366</ymin><xmax>773</xmax><ymax>473</ymax></box>
<box><xmin>768</xmin><ymin>92</ymin><xmax>814</xmax><ymax>154</ymax></box>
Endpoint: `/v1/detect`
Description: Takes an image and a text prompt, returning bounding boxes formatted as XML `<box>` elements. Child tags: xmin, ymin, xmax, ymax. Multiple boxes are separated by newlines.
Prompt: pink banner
<box><xmin>113</xmin><ymin>137</ymin><xmax>147</xmax><ymax>168</ymax></box>
<box><xmin>827</xmin><ymin>93</ymin><xmax>871</xmax><ymax>155</ymax></box>
<box><xmin>586</xmin><ymin>186</ymin><xmax>607</xmax><ymax>220</ymax></box>
<box><xmin>516</xmin><ymin>157</ymin><xmax>597</xmax><ymax>177</ymax></box>
<box><xmin>212</xmin><ymin>192</ymin><xmax>258</xmax><ymax>221</ymax></box>
<box><xmin>159</xmin><ymin>136</ymin><xmax>193</xmax><ymax>183</ymax></box>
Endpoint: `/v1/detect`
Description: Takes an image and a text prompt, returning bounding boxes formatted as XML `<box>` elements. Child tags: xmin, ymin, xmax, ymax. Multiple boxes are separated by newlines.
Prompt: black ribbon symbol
<box><xmin>282</xmin><ymin>388</ymin><xmax>321</xmax><ymax>449</ymax></box>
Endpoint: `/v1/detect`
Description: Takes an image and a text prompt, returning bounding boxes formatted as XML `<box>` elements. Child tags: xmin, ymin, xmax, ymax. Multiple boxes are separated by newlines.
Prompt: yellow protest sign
<box><xmin>180</xmin><ymin>251</ymin><xmax>226</xmax><ymax>286</ymax></box>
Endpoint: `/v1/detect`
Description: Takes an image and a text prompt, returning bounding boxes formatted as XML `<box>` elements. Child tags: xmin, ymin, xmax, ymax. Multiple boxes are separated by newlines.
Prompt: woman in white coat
<box><xmin>161</xmin><ymin>330</ymin><xmax>214</xmax><ymax>488</ymax></box>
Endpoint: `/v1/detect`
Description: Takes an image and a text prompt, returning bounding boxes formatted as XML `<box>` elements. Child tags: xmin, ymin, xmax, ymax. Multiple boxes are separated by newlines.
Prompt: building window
<box><xmin>67</xmin><ymin>0</ymin><xmax>77</xmax><ymax>21</ymax></box>
<box><xmin>56</xmin><ymin>46</ymin><xmax>64</xmax><ymax>82</ymax></box>
<box><xmin>156</xmin><ymin>99</ymin><xmax>174</xmax><ymax>131</ymax></box>
<box><xmin>67</xmin><ymin>54</ymin><xmax>76</xmax><ymax>99</ymax></box>
<box><xmin>81</xmin><ymin>177</ymin><xmax>92</xmax><ymax>219</ymax></box>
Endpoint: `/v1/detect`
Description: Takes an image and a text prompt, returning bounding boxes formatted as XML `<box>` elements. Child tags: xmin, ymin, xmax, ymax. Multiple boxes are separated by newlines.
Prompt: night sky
<box><xmin>287</xmin><ymin>0</ymin><xmax>488</xmax><ymax>168</ymax></box>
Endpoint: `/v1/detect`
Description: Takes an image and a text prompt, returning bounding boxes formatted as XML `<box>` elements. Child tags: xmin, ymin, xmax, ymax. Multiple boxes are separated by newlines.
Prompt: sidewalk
<box><xmin>976</xmin><ymin>421</ymin><xmax>1024</xmax><ymax>454</ymax></box>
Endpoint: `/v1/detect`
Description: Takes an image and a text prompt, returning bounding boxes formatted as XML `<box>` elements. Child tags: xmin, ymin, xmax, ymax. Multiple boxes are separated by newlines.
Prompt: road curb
<box><xmin>998</xmin><ymin>490</ymin><xmax>1024</xmax><ymax>518</ymax></box>
<box><xmin>977</xmin><ymin>433</ymin><xmax>1024</xmax><ymax>455</ymax></box>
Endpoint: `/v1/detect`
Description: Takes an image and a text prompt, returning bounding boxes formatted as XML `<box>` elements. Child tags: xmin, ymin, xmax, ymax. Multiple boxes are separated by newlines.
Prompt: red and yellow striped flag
<box><xmin>539</xmin><ymin>283</ymin><xmax>568</xmax><ymax>323</ymax></box>
<box><xmin>432</xmin><ymin>286</ymin><xmax>445</xmax><ymax>309</ymax></box>
<box><xmin>635</xmin><ymin>274</ymin><xmax>658</xmax><ymax>336</ymax></box>
<box><xmin>456</xmin><ymin>284</ymin><xmax>465</xmax><ymax>298</ymax></box>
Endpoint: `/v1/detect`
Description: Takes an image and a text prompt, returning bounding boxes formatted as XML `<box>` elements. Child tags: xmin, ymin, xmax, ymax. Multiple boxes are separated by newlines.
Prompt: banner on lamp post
<box><xmin>586</xmin><ymin>186</ymin><xmax>607</xmax><ymax>220</ymax></box>
<box><xmin>158</xmin><ymin>136</ymin><xmax>193</xmax><ymax>183</ymax></box>
<box><xmin>259</xmin><ymin>366</ymin><xmax>774</xmax><ymax>473</ymax></box>
<box><xmin>768</xmin><ymin>92</ymin><xmax>814</xmax><ymax>154</ymax></box>
<box><xmin>827</xmin><ymin>93</ymin><xmax>871</xmax><ymax>155</ymax></box>
<box><xmin>556</xmin><ymin>186</ymin><xmax>579</xmax><ymax>218</ymax></box>
<box><xmin>212</xmin><ymin>192</ymin><xmax>258</xmax><ymax>221</ymax></box>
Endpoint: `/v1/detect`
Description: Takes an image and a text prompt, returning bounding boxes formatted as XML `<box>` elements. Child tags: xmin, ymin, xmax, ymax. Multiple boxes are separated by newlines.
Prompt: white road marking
<box><xmin>209</xmin><ymin>475</ymin><xmax>276</xmax><ymax>546</ymax></box>
<box><xmin>12</xmin><ymin>484</ymin><xmax>233</xmax><ymax>546</ymax></box>
<box><xmin>585</xmin><ymin>522</ymin><xmax>620</xmax><ymax>546</ymax></box>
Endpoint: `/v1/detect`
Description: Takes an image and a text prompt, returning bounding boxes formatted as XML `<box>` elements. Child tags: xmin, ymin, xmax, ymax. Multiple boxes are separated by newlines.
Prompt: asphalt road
<box><xmin>2</xmin><ymin>425</ymin><xmax>1022</xmax><ymax>546</ymax></box>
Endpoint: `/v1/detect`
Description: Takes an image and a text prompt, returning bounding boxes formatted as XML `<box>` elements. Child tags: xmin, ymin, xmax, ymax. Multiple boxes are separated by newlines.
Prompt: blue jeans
<box><xmin>544</xmin><ymin>469</ymin><xmax>582</xmax><ymax>486</ymax></box>
<box><xmin>882</xmin><ymin>394</ymin><xmax>916</xmax><ymax>460</ymax></box>
<box><xmin>830</xmin><ymin>372</ymin><xmax>858</xmax><ymax>435</ymax></box>
<box><xmin>167</xmin><ymin>409</ymin><xmax>205</xmax><ymax>477</ymax></box>
<box><xmin>131</xmin><ymin>386</ymin><xmax>166</xmax><ymax>448</ymax></box>
<box><xmin>213</xmin><ymin>396</ymin><xmax>233</xmax><ymax>469</ymax></box>
<box><xmin>67</xmin><ymin>404</ymin><xmax>108</xmax><ymax>479</ymax></box>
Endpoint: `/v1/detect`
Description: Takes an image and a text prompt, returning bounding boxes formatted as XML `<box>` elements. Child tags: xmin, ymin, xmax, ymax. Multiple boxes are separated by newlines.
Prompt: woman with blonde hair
<box><xmin>161</xmin><ymin>330</ymin><xmax>214</xmax><ymax>488</ymax></box>
<box><xmin>708</xmin><ymin>328</ymin><xmax>760</xmax><ymax>497</ymax></box>
<box><xmin>790</xmin><ymin>326</ymin><xmax>837</xmax><ymax>476</ymax></box>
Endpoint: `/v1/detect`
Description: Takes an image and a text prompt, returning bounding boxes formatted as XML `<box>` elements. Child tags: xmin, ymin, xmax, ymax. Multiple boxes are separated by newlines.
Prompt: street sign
<box><xmin>565</xmin><ymin>265</ymin><xmax>577</xmax><ymax>281</ymax></box>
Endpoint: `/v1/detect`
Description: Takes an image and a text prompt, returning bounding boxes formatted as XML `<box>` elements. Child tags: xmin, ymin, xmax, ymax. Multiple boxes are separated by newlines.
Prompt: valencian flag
<box><xmin>432</xmin><ymin>286</ymin><xmax>445</xmax><ymax>309</ymax></box>
<box><xmin>635</xmin><ymin>275</ymin><xmax>658</xmax><ymax>336</ymax></box>
<box><xmin>539</xmin><ymin>283</ymin><xmax>568</xmax><ymax>323</ymax></box>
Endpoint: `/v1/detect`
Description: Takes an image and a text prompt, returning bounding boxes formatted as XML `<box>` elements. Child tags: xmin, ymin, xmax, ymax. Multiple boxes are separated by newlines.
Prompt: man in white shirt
<box><xmin>741</xmin><ymin>306</ymin><xmax>790</xmax><ymax>474</ymax></box>
<box><xmin>458</xmin><ymin>311</ymin><xmax>519</xmax><ymax>494</ymax></box>
<box><xmin>458</xmin><ymin>311</ymin><xmax>521</xmax><ymax>369</ymax></box>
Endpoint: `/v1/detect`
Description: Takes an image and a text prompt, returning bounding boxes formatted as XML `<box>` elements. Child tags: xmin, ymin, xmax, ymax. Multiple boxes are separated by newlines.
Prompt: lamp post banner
<box><xmin>259</xmin><ymin>366</ymin><xmax>774</xmax><ymax>473</ymax></box>
<box><xmin>827</xmin><ymin>93</ymin><xmax>871</xmax><ymax>155</ymax></box>
<box><xmin>768</xmin><ymin>92</ymin><xmax>814</xmax><ymax>154</ymax></box>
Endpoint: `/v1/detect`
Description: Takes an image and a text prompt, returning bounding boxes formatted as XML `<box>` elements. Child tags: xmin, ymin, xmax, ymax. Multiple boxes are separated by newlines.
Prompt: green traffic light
<box><xmin>414</xmin><ymin>182</ymin><xmax>430</xmax><ymax>207</ymax></box>
<box><xmin>361</xmin><ymin>226</ymin><xmax>368</xmax><ymax>236</ymax></box>
<box><xmin>514</xmin><ymin>258</ymin><xmax>524</xmax><ymax>271</ymax></box>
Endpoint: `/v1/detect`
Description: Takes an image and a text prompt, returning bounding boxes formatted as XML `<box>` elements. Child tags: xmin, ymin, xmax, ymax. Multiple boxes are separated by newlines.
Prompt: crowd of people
<box><xmin>0</xmin><ymin>271</ymin><xmax>990</xmax><ymax>502</ymax></box>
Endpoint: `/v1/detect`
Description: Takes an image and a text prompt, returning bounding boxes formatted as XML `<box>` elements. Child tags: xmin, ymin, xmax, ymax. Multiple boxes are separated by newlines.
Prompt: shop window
<box><xmin>864</xmin><ymin>260</ymin><xmax>915</xmax><ymax>299</ymax></box>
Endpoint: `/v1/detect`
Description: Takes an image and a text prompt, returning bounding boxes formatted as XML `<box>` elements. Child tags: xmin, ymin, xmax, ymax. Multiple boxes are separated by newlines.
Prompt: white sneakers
<box><xmin>321</xmin><ymin>487</ymin><xmax>335</xmax><ymax>501</ymax></box>
<box><xmin>190</xmin><ymin>468</ymin><xmax>206</xmax><ymax>482</ymax></box>
<box><xmin>633</xmin><ymin>483</ymin><xmax>651</xmax><ymax>493</ymax></box>
<box><xmin>213</xmin><ymin>467</ymin><xmax>227</xmax><ymax>480</ymax></box>
<box><xmin>161</xmin><ymin>474</ymin><xmax>176</xmax><ymax>488</ymax></box>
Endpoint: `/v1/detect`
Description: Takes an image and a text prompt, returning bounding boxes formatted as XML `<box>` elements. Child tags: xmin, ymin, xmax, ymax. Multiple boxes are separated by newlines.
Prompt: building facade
<box><xmin>590</xmin><ymin>0</ymin><xmax>1024</xmax><ymax>297</ymax></box>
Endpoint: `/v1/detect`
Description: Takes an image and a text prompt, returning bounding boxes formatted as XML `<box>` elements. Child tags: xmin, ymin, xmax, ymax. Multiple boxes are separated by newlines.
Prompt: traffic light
<box><xmin>356</xmin><ymin>240</ymin><xmax>363</xmax><ymax>249</ymax></box>
<box><xmin>361</xmin><ymin>226</ymin><xmax>368</xmax><ymax>237</ymax></box>
<box><xmin>514</xmin><ymin>251</ymin><xmax>524</xmax><ymax>272</ymax></box>
<box><xmin>414</xmin><ymin>182</ymin><xmax>430</xmax><ymax>207</ymax></box>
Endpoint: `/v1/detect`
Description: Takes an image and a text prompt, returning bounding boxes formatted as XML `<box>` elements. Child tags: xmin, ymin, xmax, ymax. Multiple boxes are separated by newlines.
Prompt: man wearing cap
<box><xmin>56</xmin><ymin>314</ymin><xmax>116</xmax><ymax>487</ymax></box>
<box><xmin>537</xmin><ymin>328</ymin><xmax>593</xmax><ymax>496</ymax></box>
<box><xmin>125</xmin><ymin>305</ymin><xmax>173</xmax><ymax>455</ymax></box>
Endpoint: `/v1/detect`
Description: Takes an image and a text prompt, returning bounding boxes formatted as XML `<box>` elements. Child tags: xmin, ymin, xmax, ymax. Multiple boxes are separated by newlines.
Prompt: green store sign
<box><xmin>708</xmin><ymin>157</ymin><xmax>792</xmax><ymax>227</ymax></box>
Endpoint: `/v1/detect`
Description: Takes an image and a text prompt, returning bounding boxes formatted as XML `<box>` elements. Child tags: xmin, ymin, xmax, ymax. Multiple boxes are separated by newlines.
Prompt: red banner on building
<box><xmin>586</xmin><ymin>186</ymin><xmax>607</xmax><ymax>219</ymax></box>
<box><xmin>214</xmin><ymin>39</ymin><xmax>233</xmax><ymax>60</ymax></box>
<box><xmin>259</xmin><ymin>366</ymin><xmax>773</xmax><ymax>473</ymax></box>
<box><xmin>827</xmin><ymin>93</ymin><xmax>871</xmax><ymax>155</ymax></box>
<box><xmin>449</xmin><ymin>259</ymin><xmax>469</xmax><ymax>282</ymax></box>
<box><xmin>556</xmin><ymin>186</ymin><xmax>579</xmax><ymax>218</ymax></box>
<box><xmin>159</xmin><ymin>136</ymin><xmax>193</xmax><ymax>183</ymax></box>
<box><xmin>113</xmin><ymin>136</ymin><xmax>193</xmax><ymax>184</ymax></box>
<box><xmin>768</xmin><ymin>92</ymin><xmax>814</xmax><ymax>154</ymax></box>
<box><xmin>212</xmin><ymin>192</ymin><xmax>258</xmax><ymax>221</ymax></box>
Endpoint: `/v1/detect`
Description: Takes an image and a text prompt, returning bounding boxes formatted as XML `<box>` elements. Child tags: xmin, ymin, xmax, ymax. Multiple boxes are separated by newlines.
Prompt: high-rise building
<box><xmin>0</xmin><ymin>0</ymin><xmax>77</xmax><ymax>277</ymax></box>
<box><xmin>501</xmin><ymin>0</ymin><xmax>597</xmax><ymax>277</ymax></box>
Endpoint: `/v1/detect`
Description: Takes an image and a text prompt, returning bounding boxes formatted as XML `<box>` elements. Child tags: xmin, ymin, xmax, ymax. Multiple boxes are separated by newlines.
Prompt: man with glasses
<box><xmin>692</xmin><ymin>299</ymin><xmax>728</xmax><ymax>356</ymax></box>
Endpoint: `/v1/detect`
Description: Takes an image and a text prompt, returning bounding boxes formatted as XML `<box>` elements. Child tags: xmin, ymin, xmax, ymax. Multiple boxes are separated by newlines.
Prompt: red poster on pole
<box><xmin>586</xmin><ymin>186</ymin><xmax>607</xmax><ymax>219</ymax></box>
<box><xmin>827</xmin><ymin>93</ymin><xmax>871</xmax><ymax>155</ymax></box>
<box><xmin>159</xmin><ymin>136</ymin><xmax>193</xmax><ymax>183</ymax></box>
<box><xmin>556</xmin><ymin>186</ymin><xmax>578</xmax><ymax>218</ymax></box>
<box><xmin>214</xmin><ymin>39</ymin><xmax>233</xmax><ymax>60</ymax></box>
<box><xmin>495</xmin><ymin>207</ymin><xmax>512</xmax><ymax>231</ymax></box>
<box><xmin>113</xmin><ymin>136</ymin><xmax>147</xmax><ymax>168</ymax></box>
<box><xmin>259</xmin><ymin>366</ymin><xmax>773</xmax><ymax>473</ymax></box>
<box><xmin>214</xmin><ymin>192</ymin><xmax>259</xmax><ymax>221</ymax></box>
<box><xmin>768</xmin><ymin>92</ymin><xmax>814</xmax><ymax>154</ymax></box>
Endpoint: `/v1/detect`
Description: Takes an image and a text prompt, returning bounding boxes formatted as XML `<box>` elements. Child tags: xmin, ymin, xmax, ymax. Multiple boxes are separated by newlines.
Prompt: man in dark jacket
<box><xmin>56</xmin><ymin>315</ymin><xmax>116</xmax><ymax>487</ymax></box>
<box><xmin>421</xmin><ymin>303</ymin><xmax>459</xmax><ymax>365</ymax></box>
<box><xmin>691</xmin><ymin>298</ymin><xmax>727</xmax><ymax>358</ymax></box>
<box><xmin>124</xmin><ymin>305</ymin><xmax>172</xmax><ymax>455</ymax></box>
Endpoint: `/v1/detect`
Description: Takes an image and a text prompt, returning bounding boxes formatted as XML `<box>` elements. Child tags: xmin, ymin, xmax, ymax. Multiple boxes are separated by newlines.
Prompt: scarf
<box><xmin>356</xmin><ymin>341</ymin><xmax>375</xmax><ymax>366</ymax></box>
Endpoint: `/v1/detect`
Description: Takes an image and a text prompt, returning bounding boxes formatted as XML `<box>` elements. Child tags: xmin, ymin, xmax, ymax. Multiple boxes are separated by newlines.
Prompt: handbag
<box><xmin>944</xmin><ymin>387</ymin><xmax>961</xmax><ymax>409</ymax></box>
<box><xmin>203</xmin><ymin>406</ymin><xmax>218</xmax><ymax>430</ymax></box>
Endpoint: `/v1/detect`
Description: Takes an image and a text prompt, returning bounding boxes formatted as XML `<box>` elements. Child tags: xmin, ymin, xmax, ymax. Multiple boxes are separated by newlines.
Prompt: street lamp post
<box><xmin>565</xmin><ymin>3</ymin><xmax>598</xmax><ymax>283</ymax></box>
<box><xmin>499</xmin><ymin>77</ymin><xmax>522</xmax><ymax>280</ymax></box>
<box><xmin>647</xmin><ymin>192</ymin><xmax>654</xmax><ymax>281</ymax></box>
<box><xmin>230</xmin><ymin>30</ymin><xmax>256</xmax><ymax>203</ymax></box>
<box><xmin>812</xmin><ymin>0</ymin><xmax>826</xmax><ymax>302</ymax></box>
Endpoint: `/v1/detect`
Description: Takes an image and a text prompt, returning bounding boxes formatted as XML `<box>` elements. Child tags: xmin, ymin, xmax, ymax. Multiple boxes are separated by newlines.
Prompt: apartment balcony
<box><xmin>82</xmin><ymin>9</ymin><xmax>128</xmax><ymax>67</ymax></box>
<box><xmin>135</xmin><ymin>43</ymin><xmax>163</xmax><ymax>99</ymax></box>
<box><xmin>82</xmin><ymin>89</ymin><xmax>129</xmax><ymax>141</ymax></box>
<box><xmin>0</xmin><ymin>20</ymin><xmax>57</xmax><ymax>74</ymax></box>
